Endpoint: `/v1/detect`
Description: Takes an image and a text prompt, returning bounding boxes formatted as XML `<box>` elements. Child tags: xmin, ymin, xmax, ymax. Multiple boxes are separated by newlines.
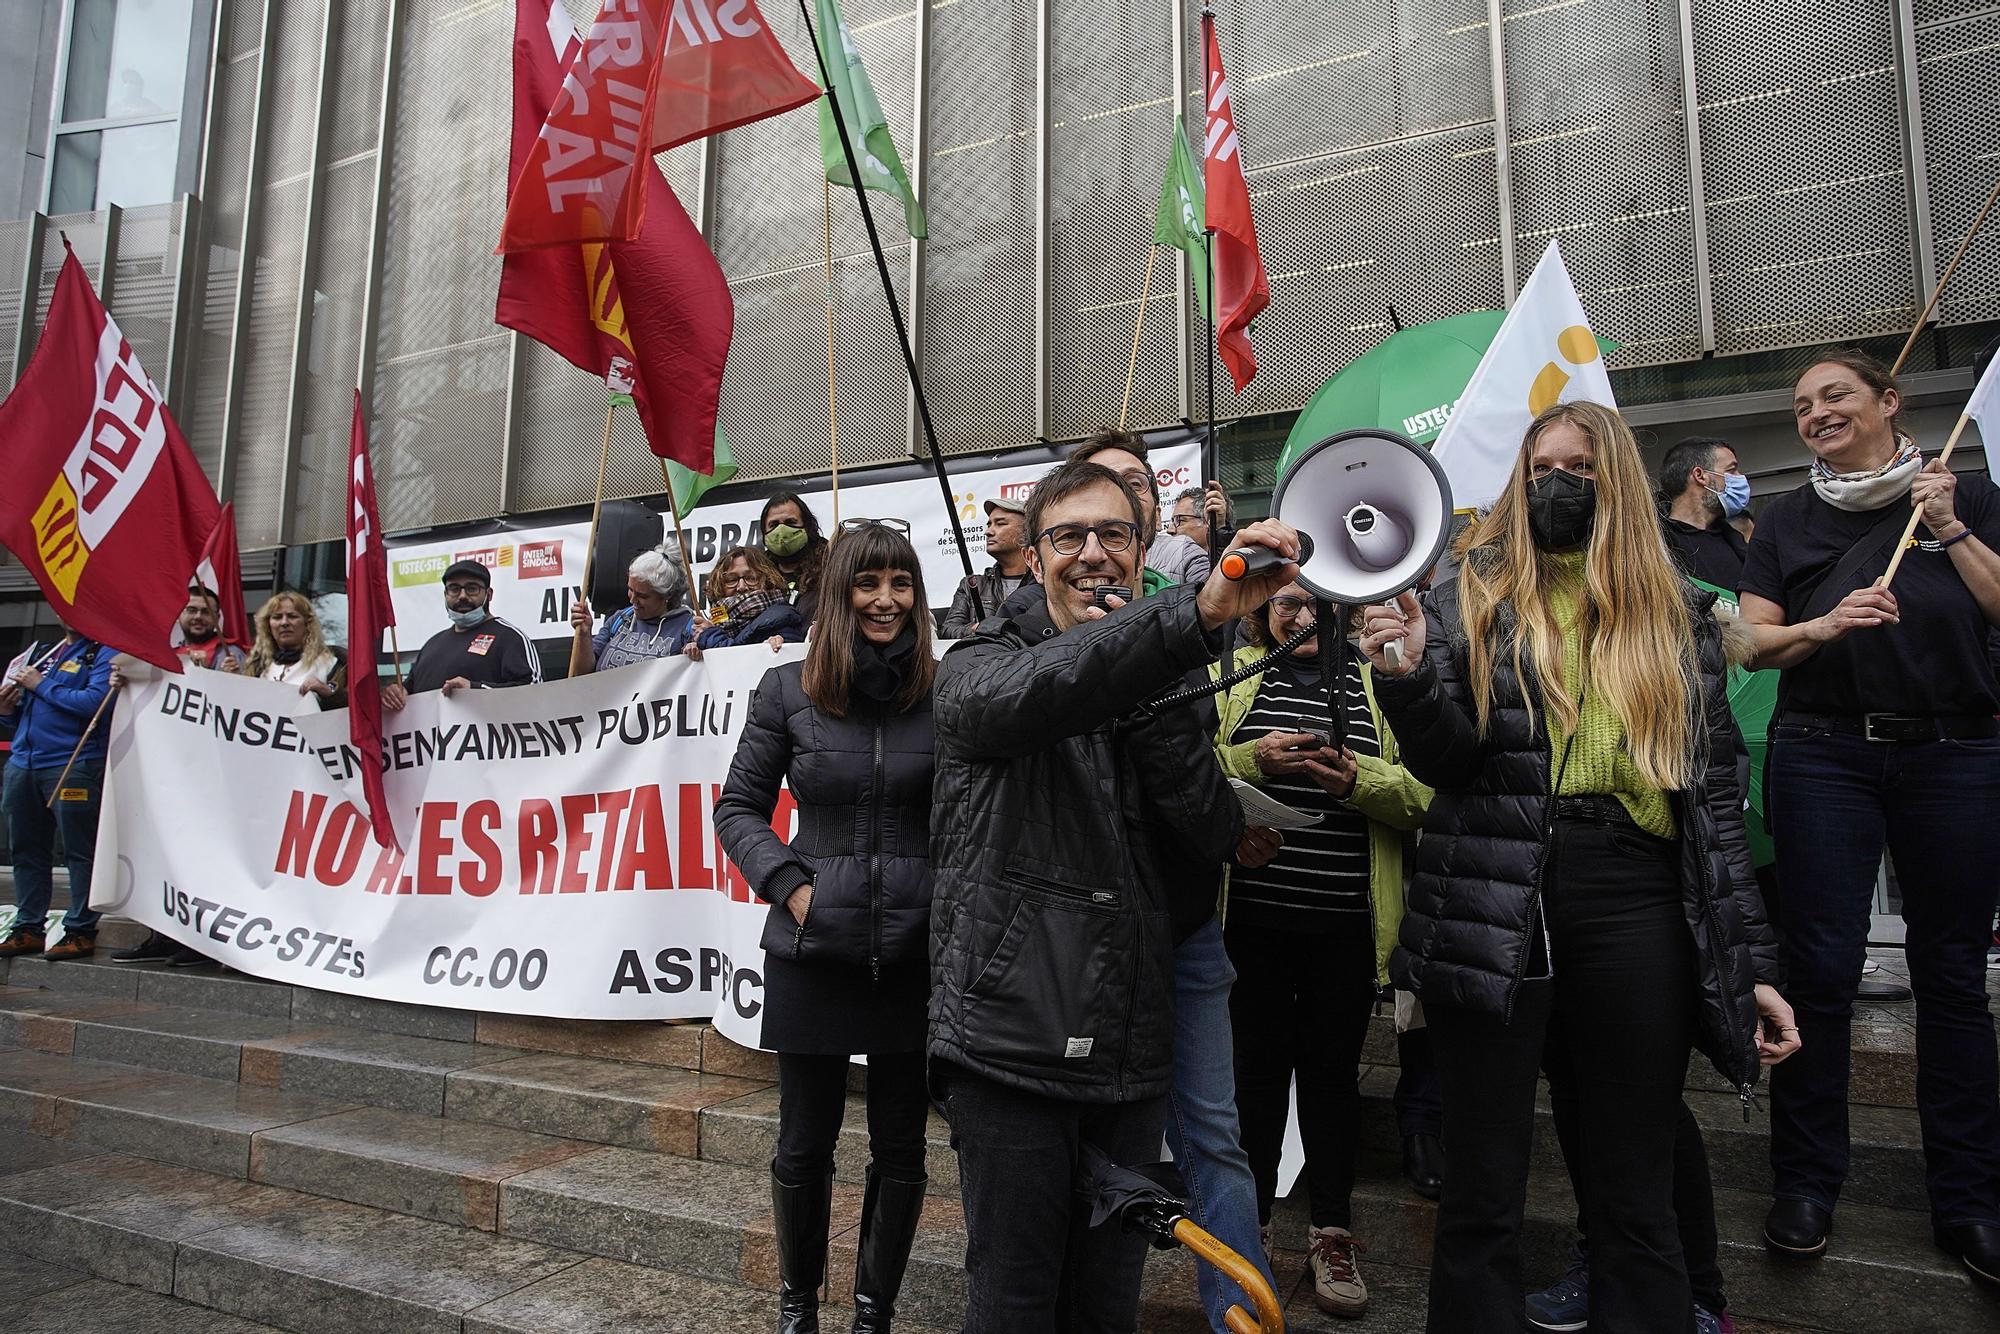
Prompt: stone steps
<box><xmin>0</xmin><ymin>1039</ymin><xmax>1981</xmax><ymax>1331</ymax></box>
<box><xmin>0</xmin><ymin>983</ymin><xmax>1938</xmax><ymax>1214</ymax></box>
<box><xmin>0</xmin><ymin>952</ymin><xmax>1991</xmax><ymax>1331</ymax></box>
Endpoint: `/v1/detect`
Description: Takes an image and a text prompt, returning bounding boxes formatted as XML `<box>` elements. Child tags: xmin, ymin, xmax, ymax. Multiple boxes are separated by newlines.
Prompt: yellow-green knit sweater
<box><xmin>1542</xmin><ymin>552</ymin><xmax>1675</xmax><ymax>838</ymax></box>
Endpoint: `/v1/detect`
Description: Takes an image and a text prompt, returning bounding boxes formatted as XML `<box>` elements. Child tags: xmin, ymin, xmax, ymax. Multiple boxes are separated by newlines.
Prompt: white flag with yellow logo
<box><xmin>1432</xmin><ymin>241</ymin><xmax>1615</xmax><ymax>511</ymax></box>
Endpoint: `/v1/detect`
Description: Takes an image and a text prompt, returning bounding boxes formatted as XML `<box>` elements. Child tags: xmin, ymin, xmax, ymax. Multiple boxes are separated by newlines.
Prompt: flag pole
<box><xmin>1200</xmin><ymin>8</ymin><xmax>1220</xmax><ymax>524</ymax></box>
<box><xmin>799</xmin><ymin>0</ymin><xmax>982</xmax><ymax>619</ymax></box>
<box><xmin>569</xmin><ymin>397</ymin><xmax>618</xmax><ymax>679</ymax></box>
<box><xmin>1890</xmin><ymin>177</ymin><xmax>2000</xmax><ymax>377</ymax></box>
<box><xmin>1119</xmin><ymin>245</ymin><xmax>1159</xmax><ymax>431</ymax></box>
<box><xmin>824</xmin><ymin>178</ymin><xmax>842</xmax><ymax>526</ymax></box>
<box><xmin>44</xmin><ymin>686</ymin><xmax>117</xmax><ymax>811</ymax></box>
<box><xmin>387</xmin><ymin>627</ymin><xmax>404</xmax><ymax>690</ymax></box>
<box><xmin>1877</xmin><ymin>412</ymin><xmax>1974</xmax><ymax>590</ymax></box>
<box><xmin>656</xmin><ymin>455</ymin><xmax>699</xmax><ymax>589</ymax></box>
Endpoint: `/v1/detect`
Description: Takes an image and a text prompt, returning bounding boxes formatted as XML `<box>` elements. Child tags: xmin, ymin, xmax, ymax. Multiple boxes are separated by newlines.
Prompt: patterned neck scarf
<box><xmin>1809</xmin><ymin>437</ymin><xmax>1923</xmax><ymax>513</ymax></box>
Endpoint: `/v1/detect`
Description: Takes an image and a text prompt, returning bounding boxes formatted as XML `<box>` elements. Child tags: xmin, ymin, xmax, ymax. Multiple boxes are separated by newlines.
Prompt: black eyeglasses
<box><xmin>837</xmin><ymin>517</ymin><xmax>912</xmax><ymax>535</ymax></box>
<box><xmin>1035</xmin><ymin>521</ymin><xmax>1140</xmax><ymax>556</ymax></box>
<box><xmin>1268</xmin><ymin>596</ymin><xmax>1313</xmax><ymax>618</ymax></box>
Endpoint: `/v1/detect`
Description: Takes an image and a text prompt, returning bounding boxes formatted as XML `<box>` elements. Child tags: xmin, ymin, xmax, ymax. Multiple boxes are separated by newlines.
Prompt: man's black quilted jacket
<box><xmin>928</xmin><ymin>585</ymin><xmax>1243</xmax><ymax>1102</ymax></box>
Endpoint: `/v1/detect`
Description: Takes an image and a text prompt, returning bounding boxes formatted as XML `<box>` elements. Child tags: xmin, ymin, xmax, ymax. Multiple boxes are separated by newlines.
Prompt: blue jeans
<box><xmin>3</xmin><ymin>760</ymin><xmax>104</xmax><ymax>938</ymax></box>
<box><xmin>1166</xmin><ymin>918</ymin><xmax>1279</xmax><ymax>1332</ymax></box>
<box><xmin>1767</xmin><ymin>727</ymin><xmax>2000</xmax><ymax>1228</ymax></box>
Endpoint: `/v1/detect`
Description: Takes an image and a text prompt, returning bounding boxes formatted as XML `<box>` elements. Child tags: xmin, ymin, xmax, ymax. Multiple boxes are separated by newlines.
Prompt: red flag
<box><xmin>346</xmin><ymin>391</ymin><xmax>401</xmax><ymax>852</ymax></box>
<box><xmin>498</xmin><ymin>0</ymin><xmax>817</xmax><ymax>251</ymax></box>
<box><xmin>194</xmin><ymin>503</ymin><xmax>252</xmax><ymax>650</ymax></box>
<box><xmin>1202</xmin><ymin>14</ymin><xmax>1268</xmax><ymax>393</ymax></box>
<box><xmin>496</xmin><ymin>0</ymin><xmax>732</xmax><ymax>469</ymax></box>
<box><xmin>0</xmin><ymin>247</ymin><xmax>218</xmax><ymax>672</ymax></box>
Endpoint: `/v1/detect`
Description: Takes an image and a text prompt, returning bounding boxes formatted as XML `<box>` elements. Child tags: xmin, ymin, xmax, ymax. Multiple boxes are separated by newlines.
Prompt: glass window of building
<box><xmin>46</xmin><ymin>0</ymin><xmax>198</xmax><ymax>214</ymax></box>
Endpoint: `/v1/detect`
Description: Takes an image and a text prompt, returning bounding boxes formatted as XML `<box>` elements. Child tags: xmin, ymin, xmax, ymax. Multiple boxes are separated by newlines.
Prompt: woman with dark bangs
<box><xmin>715</xmin><ymin>522</ymin><xmax>938</xmax><ymax>1334</ymax></box>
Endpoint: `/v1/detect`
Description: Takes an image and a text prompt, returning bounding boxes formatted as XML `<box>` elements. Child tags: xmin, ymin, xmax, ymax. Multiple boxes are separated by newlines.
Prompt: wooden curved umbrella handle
<box><xmin>1172</xmin><ymin>1216</ymin><xmax>1287</xmax><ymax>1333</ymax></box>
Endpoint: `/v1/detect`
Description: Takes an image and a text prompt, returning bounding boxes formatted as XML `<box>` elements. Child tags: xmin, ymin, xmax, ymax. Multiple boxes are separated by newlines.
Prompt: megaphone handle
<box><xmin>1383</xmin><ymin>639</ymin><xmax>1404</xmax><ymax>670</ymax></box>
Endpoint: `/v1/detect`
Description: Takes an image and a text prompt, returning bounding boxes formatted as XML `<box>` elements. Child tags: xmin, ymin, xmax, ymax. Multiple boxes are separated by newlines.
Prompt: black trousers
<box><xmin>1395</xmin><ymin>1025</ymin><xmax>1443</xmax><ymax>1139</ymax></box>
<box><xmin>1226</xmin><ymin>918</ymin><xmax>1378</xmax><ymax>1229</ymax></box>
<box><xmin>772</xmin><ymin>1051</ymin><xmax>928</xmax><ymax>1186</ymax></box>
<box><xmin>940</xmin><ymin>1063</ymin><xmax>1166</xmax><ymax>1334</ymax></box>
<box><xmin>1425</xmin><ymin>813</ymin><xmax>1697</xmax><ymax>1334</ymax></box>
<box><xmin>1548</xmin><ymin>1088</ymin><xmax>1725</xmax><ymax>1313</ymax></box>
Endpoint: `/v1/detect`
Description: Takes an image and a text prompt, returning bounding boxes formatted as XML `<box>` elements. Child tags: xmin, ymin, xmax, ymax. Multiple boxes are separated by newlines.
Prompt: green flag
<box><xmin>664</xmin><ymin>425</ymin><xmax>737</xmax><ymax>521</ymax></box>
<box><xmin>816</xmin><ymin>0</ymin><xmax>927</xmax><ymax>239</ymax></box>
<box><xmin>1154</xmin><ymin>117</ymin><xmax>1211</xmax><ymax>319</ymax></box>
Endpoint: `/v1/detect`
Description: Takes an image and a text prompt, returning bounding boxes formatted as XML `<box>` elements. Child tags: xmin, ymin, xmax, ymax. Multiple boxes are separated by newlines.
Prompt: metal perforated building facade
<box><xmin>1</xmin><ymin>0</ymin><xmax>1995</xmax><ymax>553</ymax></box>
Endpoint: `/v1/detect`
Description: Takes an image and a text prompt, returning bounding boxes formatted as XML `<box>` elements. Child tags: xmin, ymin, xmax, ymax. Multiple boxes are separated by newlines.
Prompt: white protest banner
<box><xmin>91</xmin><ymin>646</ymin><xmax>811</xmax><ymax>1048</ymax></box>
<box><xmin>382</xmin><ymin>440</ymin><xmax>1204</xmax><ymax>646</ymax></box>
<box><xmin>1431</xmin><ymin>240</ymin><xmax>1615</xmax><ymax>512</ymax></box>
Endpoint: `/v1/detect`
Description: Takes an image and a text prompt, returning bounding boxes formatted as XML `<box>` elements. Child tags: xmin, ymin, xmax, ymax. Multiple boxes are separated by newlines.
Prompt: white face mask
<box><xmin>447</xmin><ymin>605</ymin><xmax>488</xmax><ymax>629</ymax></box>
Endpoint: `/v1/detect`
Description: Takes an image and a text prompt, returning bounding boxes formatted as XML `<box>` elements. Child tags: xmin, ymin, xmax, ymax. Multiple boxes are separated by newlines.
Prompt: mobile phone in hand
<box><xmin>1090</xmin><ymin>585</ymin><xmax>1133</xmax><ymax>612</ymax></box>
<box><xmin>1288</xmin><ymin>729</ymin><xmax>1332</xmax><ymax>751</ymax></box>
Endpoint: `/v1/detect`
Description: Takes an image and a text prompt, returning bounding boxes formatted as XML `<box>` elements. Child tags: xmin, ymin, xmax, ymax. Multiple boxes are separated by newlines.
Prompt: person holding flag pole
<box><xmin>1738</xmin><ymin>347</ymin><xmax>2000</xmax><ymax>1287</ymax></box>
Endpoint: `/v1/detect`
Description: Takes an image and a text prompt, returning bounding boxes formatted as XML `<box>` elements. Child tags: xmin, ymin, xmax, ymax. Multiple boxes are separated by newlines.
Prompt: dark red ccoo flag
<box><xmin>194</xmin><ymin>502</ymin><xmax>252</xmax><ymax>650</ymax></box>
<box><xmin>0</xmin><ymin>245</ymin><xmax>219</xmax><ymax>671</ymax></box>
<box><xmin>1202</xmin><ymin>13</ymin><xmax>1269</xmax><ymax>393</ymax></box>
<box><xmin>346</xmin><ymin>390</ymin><xmax>401</xmax><ymax>852</ymax></box>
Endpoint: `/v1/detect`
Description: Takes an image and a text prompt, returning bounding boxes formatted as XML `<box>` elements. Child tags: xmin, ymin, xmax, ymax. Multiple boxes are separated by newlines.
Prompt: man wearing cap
<box><xmin>940</xmin><ymin>495</ymin><xmax>1038</xmax><ymax>638</ymax></box>
<box><xmin>382</xmin><ymin>560</ymin><xmax>541</xmax><ymax>710</ymax></box>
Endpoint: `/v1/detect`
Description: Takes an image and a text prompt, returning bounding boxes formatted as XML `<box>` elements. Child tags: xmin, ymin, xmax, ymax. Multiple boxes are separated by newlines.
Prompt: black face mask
<box><xmin>1527</xmin><ymin>468</ymin><xmax>1597</xmax><ymax>551</ymax></box>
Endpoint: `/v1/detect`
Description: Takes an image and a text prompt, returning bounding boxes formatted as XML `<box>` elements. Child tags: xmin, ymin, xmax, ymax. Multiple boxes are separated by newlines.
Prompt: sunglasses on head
<box><xmin>837</xmin><ymin>517</ymin><xmax>913</xmax><ymax>535</ymax></box>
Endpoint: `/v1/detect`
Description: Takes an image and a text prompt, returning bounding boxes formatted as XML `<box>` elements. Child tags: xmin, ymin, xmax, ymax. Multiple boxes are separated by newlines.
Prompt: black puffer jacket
<box><xmin>714</xmin><ymin>660</ymin><xmax>934</xmax><ymax>971</ymax></box>
<box><xmin>930</xmin><ymin>585</ymin><xmax>1242</xmax><ymax>1102</ymax></box>
<box><xmin>1374</xmin><ymin>574</ymin><xmax>1782</xmax><ymax>1098</ymax></box>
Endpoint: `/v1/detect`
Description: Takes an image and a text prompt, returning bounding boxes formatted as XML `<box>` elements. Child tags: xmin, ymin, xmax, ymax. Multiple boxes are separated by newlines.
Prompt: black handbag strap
<box><xmin>1773</xmin><ymin>500</ymin><xmax>1910</xmax><ymax>722</ymax></box>
<box><xmin>1795</xmin><ymin>502</ymin><xmax>1911</xmax><ymax>625</ymax></box>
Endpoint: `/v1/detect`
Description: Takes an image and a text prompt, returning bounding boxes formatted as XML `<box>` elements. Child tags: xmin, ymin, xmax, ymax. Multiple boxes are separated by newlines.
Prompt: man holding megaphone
<box><xmin>928</xmin><ymin>456</ymin><xmax>1301</xmax><ymax>1331</ymax></box>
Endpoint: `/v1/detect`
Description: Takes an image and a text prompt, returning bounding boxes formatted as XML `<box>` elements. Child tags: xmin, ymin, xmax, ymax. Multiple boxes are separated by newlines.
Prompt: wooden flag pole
<box><xmin>1890</xmin><ymin>177</ymin><xmax>2000</xmax><ymax>377</ymax></box>
<box><xmin>1119</xmin><ymin>246</ymin><xmax>1160</xmax><ymax>432</ymax></box>
<box><xmin>658</xmin><ymin>455</ymin><xmax>698</xmax><ymax>588</ymax></box>
<box><xmin>824</xmin><ymin>178</ymin><xmax>841</xmax><ymax>526</ymax></box>
<box><xmin>1877</xmin><ymin>413</ymin><xmax>1973</xmax><ymax>590</ymax></box>
<box><xmin>44</xmin><ymin>687</ymin><xmax>117</xmax><ymax>811</ymax></box>
<box><xmin>568</xmin><ymin>397</ymin><xmax>619</xmax><ymax>678</ymax></box>
<box><xmin>798</xmin><ymin>0</ymin><xmax>982</xmax><ymax>613</ymax></box>
<box><xmin>387</xmin><ymin>627</ymin><xmax>404</xmax><ymax>690</ymax></box>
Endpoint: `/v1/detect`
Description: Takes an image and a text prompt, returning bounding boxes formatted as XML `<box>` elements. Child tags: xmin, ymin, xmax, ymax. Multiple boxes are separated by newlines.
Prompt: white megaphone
<box><xmin>1265</xmin><ymin>429</ymin><xmax>1453</xmax><ymax>667</ymax></box>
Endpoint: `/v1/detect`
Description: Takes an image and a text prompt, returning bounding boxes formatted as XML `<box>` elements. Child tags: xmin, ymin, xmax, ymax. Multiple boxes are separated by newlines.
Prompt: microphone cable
<box><xmin>1138</xmin><ymin>617</ymin><xmax>1326</xmax><ymax>718</ymax></box>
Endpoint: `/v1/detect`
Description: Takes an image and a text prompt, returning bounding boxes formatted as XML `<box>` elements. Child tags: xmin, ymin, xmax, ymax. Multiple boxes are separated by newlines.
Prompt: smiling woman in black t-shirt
<box><xmin>1738</xmin><ymin>349</ymin><xmax>2000</xmax><ymax>1287</ymax></box>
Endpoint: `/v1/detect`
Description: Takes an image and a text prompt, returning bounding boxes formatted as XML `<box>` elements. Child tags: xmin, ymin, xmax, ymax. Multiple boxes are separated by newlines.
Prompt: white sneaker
<box><xmin>1307</xmin><ymin>1225</ymin><xmax>1369</xmax><ymax>1318</ymax></box>
<box><xmin>1861</xmin><ymin>958</ymin><xmax>1881</xmax><ymax>975</ymax></box>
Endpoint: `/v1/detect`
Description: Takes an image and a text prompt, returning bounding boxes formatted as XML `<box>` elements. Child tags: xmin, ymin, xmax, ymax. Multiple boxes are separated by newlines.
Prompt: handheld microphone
<box><xmin>1218</xmin><ymin>532</ymin><xmax>1313</xmax><ymax>582</ymax></box>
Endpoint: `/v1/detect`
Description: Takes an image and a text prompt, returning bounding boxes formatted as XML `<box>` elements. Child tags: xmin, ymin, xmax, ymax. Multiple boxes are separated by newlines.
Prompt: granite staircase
<box><xmin>0</xmin><ymin>922</ymin><xmax>1992</xmax><ymax>1333</ymax></box>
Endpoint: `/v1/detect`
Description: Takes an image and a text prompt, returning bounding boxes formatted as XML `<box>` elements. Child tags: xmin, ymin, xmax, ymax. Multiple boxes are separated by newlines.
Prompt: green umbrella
<box><xmin>1277</xmin><ymin>310</ymin><xmax>1615</xmax><ymax>473</ymax></box>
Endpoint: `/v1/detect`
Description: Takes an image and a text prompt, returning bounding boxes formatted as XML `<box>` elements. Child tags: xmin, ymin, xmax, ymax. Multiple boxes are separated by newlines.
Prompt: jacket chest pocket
<box><xmin>961</xmin><ymin>887</ymin><xmax>1124</xmax><ymax>1077</ymax></box>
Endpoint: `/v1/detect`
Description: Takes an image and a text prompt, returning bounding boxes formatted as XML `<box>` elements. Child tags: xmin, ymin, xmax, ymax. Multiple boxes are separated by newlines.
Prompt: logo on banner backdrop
<box><xmin>517</xmin><ymin>539</ymin><xmax>565</xmax><ymax>578</ymax></box>
<box><xmin>392</xmin><ymin>552</ymin><xmax>450</xmax><ymax>588</ymax></box>
<box><xmin>31</xmin><ymin>323</ymin><xmax>171</xmax><ymax>602</ymax></box>
<box><xmin>454</xmin><ymin>547</ymin><xmax>501</xmax><ymax>571</ymax></box>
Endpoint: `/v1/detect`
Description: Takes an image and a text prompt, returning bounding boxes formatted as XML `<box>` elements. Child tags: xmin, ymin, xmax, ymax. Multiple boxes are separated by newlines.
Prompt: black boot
<box><xmin>850</xmin><ymin>1168</ymin><xmax>927</xmax><ymax>1334</ymax></box>
<box><xmin>772</xmin><ymin>1166</ymin><xmax>832</xmax><ymax>1334</ymax></box>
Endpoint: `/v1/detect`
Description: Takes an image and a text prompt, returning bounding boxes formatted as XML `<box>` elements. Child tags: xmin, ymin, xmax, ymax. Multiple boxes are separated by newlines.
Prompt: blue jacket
<box><xmin>696</xmin><ymin>601</ymin><xmax>807</xmax><ymax>651</ymax></box>
<box><xmin>2</xmin><ymin>638</ymin><xmax>116</xmax><ymax>769</ymax></box>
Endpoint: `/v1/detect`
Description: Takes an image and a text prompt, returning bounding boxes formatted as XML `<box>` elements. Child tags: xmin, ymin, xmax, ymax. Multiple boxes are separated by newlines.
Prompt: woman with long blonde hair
<box><xmin>242</xmin><ymin>592</ymin><xmax>345</xmax><ymax>709</ymax></box>
<box><xmin>1359</xmin><ymin>402</ymin><xmax>1798</xmax><ymax>1333</ymax></box>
